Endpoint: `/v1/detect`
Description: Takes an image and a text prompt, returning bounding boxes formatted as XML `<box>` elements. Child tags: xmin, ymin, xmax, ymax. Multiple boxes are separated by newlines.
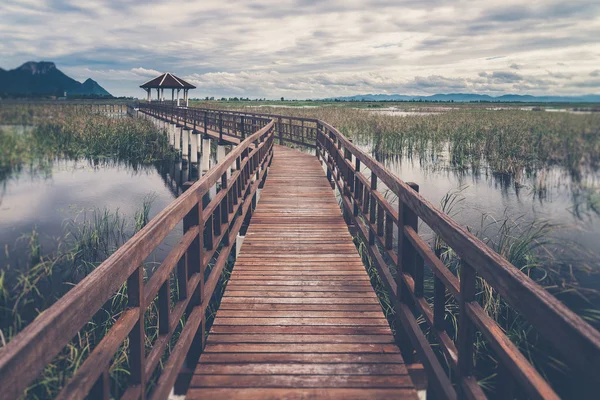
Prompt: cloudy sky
<box><xmin>1</xmin><ymin>0</ymin><xmax>599</xmax><ymax>98</ymax></box>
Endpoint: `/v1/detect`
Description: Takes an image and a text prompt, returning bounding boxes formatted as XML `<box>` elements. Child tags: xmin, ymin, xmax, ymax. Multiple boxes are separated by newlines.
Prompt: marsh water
<box><xmin>0</xmin><ymin>123</ymin><xmax>216</xmax><ymax>272</ymax></box>
<box><xmin>355</xmin><ymin>140</ymin><xmax>600</xmax><ymax>306</ymax></box>
<box><xmin>1</xmin><ymin>118</ymin><xmax>599</xmax><ymax>303</ymax></box>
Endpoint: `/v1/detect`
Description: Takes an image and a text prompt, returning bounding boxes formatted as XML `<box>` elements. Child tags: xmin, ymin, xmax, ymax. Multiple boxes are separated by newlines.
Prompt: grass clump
<box><xmin>209</xmin><ymin>103</ymin><xmax>600</xmax><ymax>179</ymax></box>
<box><xmin>0</xmin><ymin>198</ymin><xmax>158</xmax><ymax>398</ymax></box>
<box><xmin>351</xmin><ymin>186</ymin><xmax>598</xmax><ymax>398</ymax></box>
<box><xmin>0</xmin><ymin>108</ymin><xmax>177</xmax><ymax>184</ymax></box>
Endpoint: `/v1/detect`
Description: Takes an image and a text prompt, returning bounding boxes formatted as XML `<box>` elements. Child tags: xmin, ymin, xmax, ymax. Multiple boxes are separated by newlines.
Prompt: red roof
<box><xmin>140</xmin><ymin>72</ymin><xmax>196</xmax><ymax>89</ymax></box>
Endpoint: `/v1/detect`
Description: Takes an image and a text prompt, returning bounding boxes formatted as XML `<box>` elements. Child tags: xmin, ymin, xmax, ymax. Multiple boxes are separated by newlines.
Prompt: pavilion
<box><xmin>140</xmin><ymin>72</ymin><xmax>196</xmax><ymax>107</ymax></box>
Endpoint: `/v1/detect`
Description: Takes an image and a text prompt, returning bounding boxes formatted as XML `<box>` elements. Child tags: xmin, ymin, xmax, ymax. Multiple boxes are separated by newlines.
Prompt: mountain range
<box><xmin>325</xmin><ymin>93</ymin><xmax>600</xmax><ymax>103</ymax></box>
<box><xmin>0</xmin><ymin>61</ymin><xmax>111</xmax><ymax>98</ymax></box>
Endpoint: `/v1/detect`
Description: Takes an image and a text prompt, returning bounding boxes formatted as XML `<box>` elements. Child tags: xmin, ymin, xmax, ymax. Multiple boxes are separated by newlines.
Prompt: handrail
<box><xmin>2</xmin><ymin>103</ymin><xmax>598</xmax><ymax>399</ymax></box>
<box><xmin>136</xmin><ymin>102</ymin><xmax>318</xmax><ymax>149</ymax></box>
<box><xmin>316</xmin><ymin>120</ymin><xmax>600</xmax><ymax>399</ymax></box>
<box><xmin>0</xmin><ymin>109</ymin><xmax>275</xmax><ymax>399</ymax></box>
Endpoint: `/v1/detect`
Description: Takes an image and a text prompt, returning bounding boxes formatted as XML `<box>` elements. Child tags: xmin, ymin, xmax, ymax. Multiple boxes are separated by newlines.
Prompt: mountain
<box><xmin>325</xmin><ymin>93</ymin><xmax>600</xmax><ymax>103</ymax></box>
<box><xmin>70</xmin><ymin>78</ymin><xmax>111</xmax><ymax>97</ymax></box>
<box><xmin>0</xmin><ymin>61</ymin><xmax>112</xmax><ymax>98</ymax></box>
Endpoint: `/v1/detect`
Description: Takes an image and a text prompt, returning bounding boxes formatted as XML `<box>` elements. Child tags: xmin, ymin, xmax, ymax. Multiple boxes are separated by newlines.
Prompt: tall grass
<box><xmin>32</xmin><ymin>111</ymin><xmax>176</xmax><ymax>163</ymax></box>
<box><xmin>0</xmin><ymin>198</ymin><xmax>158</xmax><ymax>398</ymax></box>
<box><xmin>209</xmin><ymin>103</ymin><xmax>600</xmax><ymax>179</ymax></box>
<box><xmin>0</xmin><ymin>194</ymin><xmax>240</xmax><ymax>398</ymax></box>
<box><xmin>0</xmin><ymin>108</ymin><xmax>177</xmax><ymax>184</ymax></box>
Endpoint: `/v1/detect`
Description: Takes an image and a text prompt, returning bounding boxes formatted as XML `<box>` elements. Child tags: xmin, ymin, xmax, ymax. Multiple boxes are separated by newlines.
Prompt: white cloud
<box><xmin>131</xmin><ymin>67</ymin><xmax>161</xmax><ymax>77</ymax></box>
<box><xmin>0</xmin><ymin>0</ymin><xmax>599</xmax><ymax>97</ymax></box>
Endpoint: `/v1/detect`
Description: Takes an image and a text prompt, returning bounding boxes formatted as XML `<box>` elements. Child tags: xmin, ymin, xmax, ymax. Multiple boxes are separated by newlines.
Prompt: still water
<box><xmin>0</xmin><ymin>155</ymin><xmax>197</xmax><ymax>271</ymax></box>
<box><xmin>1</xmin><ymin>123</ymin><xmax>598</xmax><ymax>303</ymax></box>
<box><xmin>350</xmin><ymin>140</ymin><xmax>600</xmax><ymax>305</ymax></box>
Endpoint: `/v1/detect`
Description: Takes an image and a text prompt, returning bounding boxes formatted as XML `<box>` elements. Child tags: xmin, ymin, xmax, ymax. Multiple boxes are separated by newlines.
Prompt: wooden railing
<box><xmin>0</xmin><ymin>111</ymin><xmax>275</xmax><ymax>399</ymax></box>
<box><xmin>316</xmin><ymin>120</ymin><xmax>600</xmax><ymax>399</ymax></box>
<box><xmin>2</xmin><ymin>103</ymin><xmax>599</xmax><ymax>399</ymax></box>
<box><xmin>136</xmin><ymin>102</ymin><xmax>318</xmax><ymax>148</ymax></box>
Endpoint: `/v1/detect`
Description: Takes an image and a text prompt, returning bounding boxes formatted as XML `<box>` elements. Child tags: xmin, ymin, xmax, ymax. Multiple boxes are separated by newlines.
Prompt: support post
<box><xmin>216</xmin><ymin>144</ymin><xmax>225</xmax><ymax>166</ymax></box>
<box><xmin>190</xmin><ymin>133</ymin><xmax>199</xmax><ymax>164</ymax></box>
<box><xmin>174</xmin><ymin>126</ymin><xmax>181</xmax><ymax>153</ymax></box>
<box><xmin>182</xmin><ymin>128</ymin><xmax>190</xmax><ymax>161</ymax></box>
<box><xmin>201</xmin><ymin>137</ymin><xmax>211</xmax><ymax>173</ymax></box>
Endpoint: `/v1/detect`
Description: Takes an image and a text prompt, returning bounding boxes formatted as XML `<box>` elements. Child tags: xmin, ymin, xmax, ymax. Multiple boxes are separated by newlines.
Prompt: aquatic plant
<box><xmin>351</xmin><ymin>185</ymin><xmax>598</xmax><ymax>398</ymax></box>
<box><xmin>0</xmin><ymin>108</ymin><xmax>177</xmax><ymax>185</ymax></box>
<box><xmin>209</xmin><ymin>103</ymin><xmax>600</xmax><ymax>179</ymax></box>
<box><xmin>0</xmin><ymin>199</ymin><xmax>156</xmax><ymax>398</ymax></box>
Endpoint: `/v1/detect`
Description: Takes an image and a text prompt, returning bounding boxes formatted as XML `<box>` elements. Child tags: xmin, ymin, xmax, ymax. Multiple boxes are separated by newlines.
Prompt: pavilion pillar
<box><xmin>176</xmin><ymin>89</ymin><xmax>180</xmax><ymax>107</ymax></box>
<box><xmin>185</xmin><ymin>89</ymin><xmax>189</xmax><ymax>107</ymax></box>
<box><xmin>201</xmin><ymin>137</ymin><xmax>211</xmax><ymax>173</ymax></box>
<box><xmin>171</xmin><ymin>88</ymin><xmax>175</xmax><ymax>103</ymax></box>
<box><xmin>147</xmin><ymin>88</ymin><xmax>151</xmax><ymax>102</ymax></box>
<box><xmin>161</xmin><ymin>88</ymin><xmax>165</xmax><ymax>102</ymax></box>
<box><xmin>190</xmin><ymin>133</ymin><xmax>198</xmax><ymax>164</ymax></box>
<box><xmin>156</xmin><ymin>88</ymin><xmax>160</xmax><ymax>102</ymax></box>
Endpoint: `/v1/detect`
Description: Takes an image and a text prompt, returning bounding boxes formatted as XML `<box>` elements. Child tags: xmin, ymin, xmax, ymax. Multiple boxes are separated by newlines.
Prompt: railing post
<box><xmin>354</xmin><ymin>158</ymin><xmax>361</xmax><ymax>217</ymax></box>
<box><xmin>219</xmin><ymin>114</ymin><xmax>223</xmax><ymax>143</ymax></box>
<box><xmin>368</xmin><ymin>174</ymin><xmax>377</xmax><ymax>245</ymax></box>
<box><xmin>89</xmin><ymin>370</ymin><xmax>110</xmax><ymax>400</ymax></box>
<box><xmin>221</xmin><ymin>173</ymin><xmax>230</xmax><ymax>246</ymax></box>
<box><xmin>127</xmin><ymin>266</ymin><xmax>145</xmax><ymax>398</ymax></box>
<box><xmin>277</xmin><ymin>117</ymin><xmax>282</xmax><ymax>143</ymax></box>
<box><xmin>458</xmin><ymin>262</ymin><xmax>477</xmax><ymax>393</ymax></box>
<box><xmin>396</xmin><ymin>183</ymin><xmax>420</xmax><ymax>364</ymax></box>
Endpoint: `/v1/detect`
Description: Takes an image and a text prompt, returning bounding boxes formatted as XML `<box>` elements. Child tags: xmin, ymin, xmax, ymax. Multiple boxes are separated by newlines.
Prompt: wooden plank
<box><xmin>187</xmin><ymin>388</ymin><xmax>417</xmax><ymax>399</ymax></box>
<box><xmin>190</xmin><ymin>374</ymin><xmax>414</xmax><ymax>388</ymax></box>
<box><xmin>198</xmin><ymin>352</ymin><xmax>404</xmax><ymax>363</ymax></box>
<box><xmin>207</xmin><ymin>334</ymin><xmax>395</xmax><ymax>344</ymax></box>
<box><xmin>190</xmin><ymin>146</ymin><xmax>417</xmax><ymax>399</ymax></box>
<box><xmin>193</xmin><ymin>363</ymin><xmax>408</xmax><ymax>375</ymax></box>
<box><xmin>209</xmin><ymin>326</ymin><xmax>394</xmax><ymax>335</ymax></box>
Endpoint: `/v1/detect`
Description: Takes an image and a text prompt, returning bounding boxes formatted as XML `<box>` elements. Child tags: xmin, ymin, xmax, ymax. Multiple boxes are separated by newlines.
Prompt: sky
<box><xmin>1</xmin><ymin>0</ymin><xmax>599</xmax><ymax>98</ymax></box>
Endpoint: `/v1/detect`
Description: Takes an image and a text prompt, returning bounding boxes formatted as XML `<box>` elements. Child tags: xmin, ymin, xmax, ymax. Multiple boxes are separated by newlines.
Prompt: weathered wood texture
<box><xmin>188</xmin><ymin>145</ymin><xmax>418</xmax><ymax>400</ymax></box>
<box><xmin>317</xmin><ymin>121</ymin><xmax>600</xmax><ymax>400</ymax></box>
<box><xmin>0</xmin><ymin>112</ymin><xmax>275</xmax><ymax>400</ymax></box>
<box><xmin>137</xmin><ymin>103</ymin><xmax>318</xmax><ymax>148</ymax></box>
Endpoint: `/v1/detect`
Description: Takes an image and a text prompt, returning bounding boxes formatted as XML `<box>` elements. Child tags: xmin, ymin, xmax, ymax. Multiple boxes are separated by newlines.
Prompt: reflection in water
<box><xmin>373</xmin><ymin>149</ymin><xmax>600</xmax><ymax>280</ymax></box>
<box><xmin>0</xmin><ymin>156</ymin><xmax>212</xmax><ymax>272</ymax></box>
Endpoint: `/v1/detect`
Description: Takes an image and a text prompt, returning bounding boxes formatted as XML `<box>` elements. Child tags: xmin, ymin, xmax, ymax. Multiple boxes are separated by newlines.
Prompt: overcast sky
<box><xmin>1</xmin><ymin>0</ymin><xmax>599</xmax><ymax>98</ymax></box>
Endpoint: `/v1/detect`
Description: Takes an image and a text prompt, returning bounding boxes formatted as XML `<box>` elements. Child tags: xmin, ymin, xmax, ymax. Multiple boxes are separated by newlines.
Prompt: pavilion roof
<box><xmin>140</xmin><ymin>72</ymin><xmax>196</xmax><ymax>89</ymax></box>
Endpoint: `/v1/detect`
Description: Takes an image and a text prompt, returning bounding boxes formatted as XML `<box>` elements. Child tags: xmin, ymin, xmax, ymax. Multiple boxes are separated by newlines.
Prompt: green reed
<box><xmin>0</xmin><ymin>107</ymin><xmax>177</xmax><ymax>184</ymax></box>
<box><xmin>349</xmin><ymin>183</ymin><xmax>599</xmax><ymax>398</ymax></box>
<box><xmin>207</xmin><ymin>103</ymin><xmax>600</xmax><ymax>179</ymax></box>
<box><xmin>0</xmin><ymin>198</ymin><xmax>156</xmax><ymax>398</ymax></box>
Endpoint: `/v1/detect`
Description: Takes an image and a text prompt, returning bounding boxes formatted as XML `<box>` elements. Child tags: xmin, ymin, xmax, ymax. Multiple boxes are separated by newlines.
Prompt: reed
<box><xmin>0</xmin><ymin>107</ymin><xmax>176</xmax><ymax>183</ymax></box>
<box><xmin>0</xmin><ymin>197</ymin><xmax>161</xmax><ymax>398</ymax></box>
<box><xmin>209</xmin><ymin>103</ymin><xmax>600</xmax><ymax>179</ymax></box>
<box><xmin>355</xmin><ymin>187</ymin><xmax>599</xmax><ymax>398</ymax></box>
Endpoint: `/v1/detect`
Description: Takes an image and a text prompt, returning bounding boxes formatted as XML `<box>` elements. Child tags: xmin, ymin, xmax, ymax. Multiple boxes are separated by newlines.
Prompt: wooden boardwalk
<box><xmin>188</xmin><ymin>146</ymin><xmax>418</xmax><ymax>399</ymax></box>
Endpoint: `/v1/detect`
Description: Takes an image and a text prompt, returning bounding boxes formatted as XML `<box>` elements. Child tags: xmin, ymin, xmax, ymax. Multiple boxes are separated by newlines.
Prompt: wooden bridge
<box><xmin>0</xmin><ymin>103</ymin><xmax>599</xmax><ymax>400</ymax></box>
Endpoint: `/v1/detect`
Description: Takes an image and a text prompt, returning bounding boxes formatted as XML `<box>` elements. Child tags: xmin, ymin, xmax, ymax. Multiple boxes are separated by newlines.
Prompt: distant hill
<box><xmin>0</xmin><ymin>61</ymin><xmax>112</xmax><ymax>98</ymax></box>
<box><xmin>325</xmin><ymin>93</ymin><xmax>600</xmax><ymax>103</ymax></box>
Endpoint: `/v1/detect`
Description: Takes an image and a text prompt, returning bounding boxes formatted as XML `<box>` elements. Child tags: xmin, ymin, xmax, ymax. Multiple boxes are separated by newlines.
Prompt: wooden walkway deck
<box><xmin>188</xmin><ymin>145</ymin><xmax>418</xmax><ymax>399</ymax></box>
